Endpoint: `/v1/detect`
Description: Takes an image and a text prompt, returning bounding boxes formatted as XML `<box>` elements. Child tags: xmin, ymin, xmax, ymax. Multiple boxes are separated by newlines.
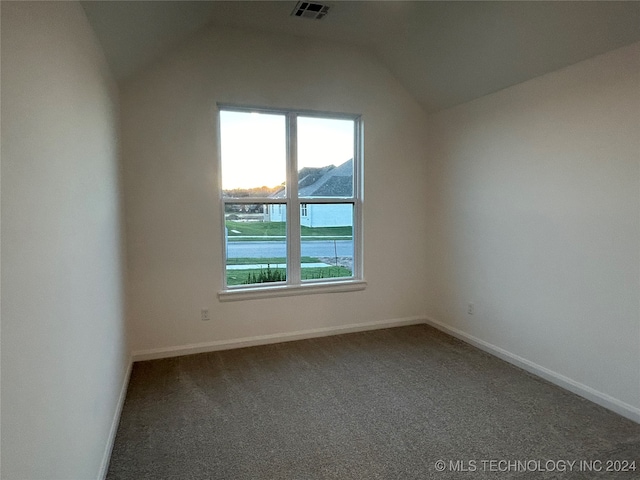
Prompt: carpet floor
<box><xmin>107</xmin><ymin>325</ymin><xmax>639</xmax><ymax>479</ymax></box>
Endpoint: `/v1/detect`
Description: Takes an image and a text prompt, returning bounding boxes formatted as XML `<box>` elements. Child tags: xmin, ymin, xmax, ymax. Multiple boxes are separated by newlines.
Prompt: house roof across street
<box><xmin>271</xmin><ymin>159</ymin><xmax>353</xmax><ymax>198</ymax></box>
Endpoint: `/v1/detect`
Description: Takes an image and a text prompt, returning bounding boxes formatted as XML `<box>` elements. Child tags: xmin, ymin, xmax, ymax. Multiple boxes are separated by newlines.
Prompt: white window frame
<box><xmin>217</xmin><ymin>104</ymin><xmax>365</xmax><ymax>301</ymax></box>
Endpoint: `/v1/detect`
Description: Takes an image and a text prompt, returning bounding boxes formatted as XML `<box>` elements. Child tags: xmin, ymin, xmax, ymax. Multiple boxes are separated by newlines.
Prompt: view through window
<box><xmin>219</xmin><ymin>106</ymin><xmax>361</xmax><ymax>289</ymax></box>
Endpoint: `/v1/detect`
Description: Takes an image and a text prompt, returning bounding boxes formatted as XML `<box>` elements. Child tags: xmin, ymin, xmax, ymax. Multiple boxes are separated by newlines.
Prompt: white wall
<box><xmin>1</xmin><ymin>2</ymin><xmax>129</xmax><ymax>478</ymax></box>
<box><xmin>120</xmin><ymin>26</ymin><xmax>433</xmax><ymax>354</ymax></box>
<box><xmin>426</xmin><ymin>43</ymin><xmax>640</xmax><ymax>417</ymax></box>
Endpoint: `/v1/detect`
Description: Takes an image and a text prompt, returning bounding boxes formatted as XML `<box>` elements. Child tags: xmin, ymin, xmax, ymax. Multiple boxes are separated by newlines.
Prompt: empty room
<box><xmin>1</xmin><ymin>1</ymin><xmax>639</xmax><ymax>479</ymax></box>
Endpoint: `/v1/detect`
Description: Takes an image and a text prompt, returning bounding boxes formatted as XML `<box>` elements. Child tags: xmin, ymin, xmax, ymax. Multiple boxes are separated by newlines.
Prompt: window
<box><xmin>218</xmin><ymin>105</ymin><xmax>363</xmax><ymax>297</ymax></box>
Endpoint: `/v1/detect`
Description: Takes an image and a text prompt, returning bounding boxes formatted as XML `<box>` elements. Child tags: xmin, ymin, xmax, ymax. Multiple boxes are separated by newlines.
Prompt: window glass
<box><xmin>297</xmin><ymin>116</ymin><xmax>354</xmax><ymax>198</ymax></box>
<box><xmin>225</xmin><ymin>203</ymin><xmax>286</xmax><ymax>286</ymax></box>
<box><xmin>220</xmin><ymin>111</ymin><xmax>286</xmax><ymax>199</ymax></box>
<box><xmin>300</xmin><ymin>204</ymin><xmax>353</xmax><ymax>281</ymax></box>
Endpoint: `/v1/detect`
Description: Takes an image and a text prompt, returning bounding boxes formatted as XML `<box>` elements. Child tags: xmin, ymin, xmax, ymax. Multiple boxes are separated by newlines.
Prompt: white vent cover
<box><xmin>291</xmin><ymin>2</ymin><xmax>330</xmax><ymax>20</ymax></box>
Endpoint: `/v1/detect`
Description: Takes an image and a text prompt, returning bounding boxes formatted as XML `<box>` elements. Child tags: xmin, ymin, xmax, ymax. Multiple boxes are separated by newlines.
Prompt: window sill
<box><xmin>218</xmin><ymin>279</ymin><xmax>367</xmax><ymax>302</ymax></box>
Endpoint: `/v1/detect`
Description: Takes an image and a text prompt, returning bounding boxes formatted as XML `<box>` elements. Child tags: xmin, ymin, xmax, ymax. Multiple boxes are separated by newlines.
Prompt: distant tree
<box><xmin>222</xmin><ymin>185</ymin><xmax>282</xmax><ymax>199</ymax></box>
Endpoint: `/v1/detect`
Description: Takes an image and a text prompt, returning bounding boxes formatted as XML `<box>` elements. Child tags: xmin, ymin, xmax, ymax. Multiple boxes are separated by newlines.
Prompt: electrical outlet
<box><xmin>467</xmin><ymin>303</ymin><xmax>474</xmax><ymax>315</ymax></box>
<box><xmin>201</xmin><ymin>308</ymin><xmax>210</xmax><ymax>321</ymax></box>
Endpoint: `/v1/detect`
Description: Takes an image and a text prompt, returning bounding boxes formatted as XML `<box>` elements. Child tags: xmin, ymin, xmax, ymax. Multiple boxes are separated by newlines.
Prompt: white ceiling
<box><xmin>82</xmin><ymin>1</ymin><xmax>640</xmax><ymax>112</ymax></box>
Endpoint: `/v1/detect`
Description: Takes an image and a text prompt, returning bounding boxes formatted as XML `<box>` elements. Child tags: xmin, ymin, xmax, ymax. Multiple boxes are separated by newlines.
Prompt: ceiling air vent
<box><xmin>291</xmin><ymin>2</ymin><xmax>330</xmax><ymax>20</ymax></box>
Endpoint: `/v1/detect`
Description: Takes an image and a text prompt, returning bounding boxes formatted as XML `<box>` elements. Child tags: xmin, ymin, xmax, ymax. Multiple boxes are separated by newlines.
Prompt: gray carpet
<box><xmin>107</xmin><ymin>325</ymin><xmax>640</xmax><ymax>479</ymax></box>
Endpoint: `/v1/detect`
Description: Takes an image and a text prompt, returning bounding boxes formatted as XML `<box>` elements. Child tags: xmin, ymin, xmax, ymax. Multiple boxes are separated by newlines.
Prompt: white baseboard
<box><xmin>422</xmin><ymin>316</ymin><xmax>640</xmax><ymax>424</ymax></box>
<box><xmin>98</xmin><ymin>357</ymin><xmax>133</xmax><ymax>480</ymax></box>
<box><xmin>132</xmin><ymin>316</ymin><xmax>426</xmax><ymax>362</ymax></box>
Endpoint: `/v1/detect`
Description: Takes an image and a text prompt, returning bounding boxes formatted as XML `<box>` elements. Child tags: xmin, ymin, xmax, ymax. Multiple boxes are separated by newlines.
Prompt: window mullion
<box><xmin>353</xmin><ymin>118</ymin><xmax>363</xmax><ymax>282</ymax></box>
<box><xmin>286</xmin><ymin>113</ymin><xmax>301</xmax><ymax>285</ymax></box>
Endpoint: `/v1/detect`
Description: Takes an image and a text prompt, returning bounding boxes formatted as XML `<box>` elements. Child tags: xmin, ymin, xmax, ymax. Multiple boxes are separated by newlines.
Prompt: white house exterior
<box><xmin>266</xmin><ymin>159</ymin><xmax>353</xmax><ymax>228</ymax></box>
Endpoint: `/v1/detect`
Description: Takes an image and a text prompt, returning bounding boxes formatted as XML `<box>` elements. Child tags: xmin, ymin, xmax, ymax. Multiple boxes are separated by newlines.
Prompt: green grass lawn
<box><xmin>226</xmin><ymin>221</ymin><xmax>286</xmax><ymax>236</ymax></box>
<box><xmin>226</xmin><ymin>261</ymin><xmax>352</xmax><ymax>286</ymax></box>
<box><xmin>301</xmin><ymin>266</ymin><xmax>352</xmax><ymax>281</ymax></box>
<box><xmin>227</xmin><ymin>256</ymin><xmax>320</xmax><ymax>265</ymax></box>
<box><xmin>226</xmin><ymin>221</ymin><xmax>352</xmax><ymax>240</ymax></box>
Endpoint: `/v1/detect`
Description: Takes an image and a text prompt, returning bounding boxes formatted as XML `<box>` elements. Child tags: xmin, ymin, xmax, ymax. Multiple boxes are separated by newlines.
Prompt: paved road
<box><xmin>227</xmin><ymin>240</ymin><xmax>353</xmax><ymax>259</ymax></box>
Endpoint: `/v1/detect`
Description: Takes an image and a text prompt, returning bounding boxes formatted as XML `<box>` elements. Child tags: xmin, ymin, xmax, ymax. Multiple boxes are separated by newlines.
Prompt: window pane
<box><xmin>220</xmin><ymin>110</ymin><xmax>286</xmax><ymax>198</ymax></box>
<box><xmin>225</xmin><ymin>203</ymin><xmax>286</xmax><ymax>286</ymax></box>
<box><xmin>300</xmin><ymin>203</ymin><xmax>353</xmax><ymax>281</ymax></box>
<box><xmin>297</xmin><ymin>117</ymin><xmax>354</xmax><ymax>198</ymax></box>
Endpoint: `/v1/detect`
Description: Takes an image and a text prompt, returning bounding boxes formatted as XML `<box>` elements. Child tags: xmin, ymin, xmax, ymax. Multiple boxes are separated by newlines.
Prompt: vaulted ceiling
<box><xmin>82</xmin><ymin>1</ymin><xmax>640</xmax><ymax>113</ymax></box>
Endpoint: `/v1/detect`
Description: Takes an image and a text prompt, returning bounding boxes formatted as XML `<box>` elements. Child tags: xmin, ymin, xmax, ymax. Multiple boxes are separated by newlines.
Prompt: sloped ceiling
<box><xmin>82</xmin><ymin>1</ymin><xmax>640</xmax><ymax>113</ymax></box>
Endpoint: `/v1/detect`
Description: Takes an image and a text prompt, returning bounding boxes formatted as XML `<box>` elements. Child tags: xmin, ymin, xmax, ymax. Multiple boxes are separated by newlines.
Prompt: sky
<box><xmin>220</xmin><ymin>111</ymin><xmax>354</xmax><ymax>190</ymax></box>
